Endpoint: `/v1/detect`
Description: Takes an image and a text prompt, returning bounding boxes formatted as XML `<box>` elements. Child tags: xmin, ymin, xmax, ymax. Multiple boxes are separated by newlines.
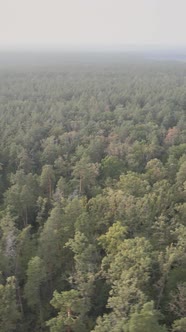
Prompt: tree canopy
<box><xmin>0</xmin><ymin>54</ymin><xmax>185</xmax><ymax>331</ymax></box>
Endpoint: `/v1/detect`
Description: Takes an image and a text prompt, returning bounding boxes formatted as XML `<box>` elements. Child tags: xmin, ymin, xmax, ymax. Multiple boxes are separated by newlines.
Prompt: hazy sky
<box><xmin>0</xmin><ymin>0</ymin><xmax>186</xmax><ymax>49</ymax></box>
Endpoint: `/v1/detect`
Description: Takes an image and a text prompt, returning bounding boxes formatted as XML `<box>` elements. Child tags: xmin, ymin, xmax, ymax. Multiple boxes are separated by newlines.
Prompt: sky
<box><xmin>0</xmin><ymin>0</ymin><xmax>186</xmax><ymax>50</ymax></box>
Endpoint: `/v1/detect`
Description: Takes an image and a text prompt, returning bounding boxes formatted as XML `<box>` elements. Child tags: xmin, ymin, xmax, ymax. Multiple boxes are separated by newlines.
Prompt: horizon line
<box><xmin>1</xmin><ymin>43</ymin><xmax>186</xmax><ymax>52</ymax></box>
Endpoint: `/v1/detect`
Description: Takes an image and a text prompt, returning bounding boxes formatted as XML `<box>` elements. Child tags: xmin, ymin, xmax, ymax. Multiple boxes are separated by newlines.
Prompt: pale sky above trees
<box><xmin>0</xmin><ymin>0</ymin><xmax>186</xmax><ymax>49</ymax></box>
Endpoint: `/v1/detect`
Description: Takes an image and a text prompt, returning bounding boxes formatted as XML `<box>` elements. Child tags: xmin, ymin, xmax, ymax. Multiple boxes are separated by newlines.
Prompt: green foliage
<box><xmin>72</xmin><ymin>157</ymin><xmax>99</xmax><ymax>194</ymax></box>
<box><xmin>0</xmin><ymin>56</ymin><xmax>185</xmax><ymax>331</ymax></box>
<box><xmin>118</xmin><ymin>171</ymin><xmax>150</xmax><ymax>196</ymax></box>
<box><xmin>101</xmin><ymin>156</ymin><xmax>124</xmax><ymax>180</ymax></box>
<box><xmin>172</xmin><ymin>318</ymin><xmax>186</xmax><ymax>332</ymax></box>
<box><xmin>47</xmin><ymin>289</ymin><xmax>87</xmax><ymax>332</ymax></box>
<box><xmin>24</xmin><ymin>256</ymin><xmax>47</xmax><ymax>308</ymax></box>
<box><xmin>40</xmin><ymin>165</ymin><xmax>56</xmax><ymax>199</ymax></box>
<box><xmin>4</xmin><ymin>170</ymin><xmax>38</xmax><ymax>227</ymax></box>
<box><xmin>0</xmin><ymin>277</ymin><xmax>20</xmax><ymax>332</ymax></box>
<box><xmin>126</xmin><ymin>301</ymin><xmax>167</xmax><ymax>332</ymax></box>
<box><xmin>98</xmin><ymin>221</ymin><xmax>128</xmax><ymax>253</ymax></box>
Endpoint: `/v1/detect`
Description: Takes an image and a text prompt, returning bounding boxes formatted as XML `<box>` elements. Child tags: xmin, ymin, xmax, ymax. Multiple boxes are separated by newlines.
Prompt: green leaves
<box><xmin>4</xmin><ymin>170</ymin><xmax>39</xmax><ymax>227</ymax></box>
<box><xmin>172</xmin><ymin>318</ymin><xmax>186</xmax><ymax>332</ymax></box>
<box><xmin>0</xmin><ymin>57</ymin><xmax>186</xmax><ymax>332</ymax></box>
<box><xmin>0</xmin><ymin>277</ymin><xmax>20</xmax><ymax>332</ymax></box>
<box><xmin>47</xmin><ymin>289</ymin><xmax>87</xmax><ymax>332</ymax></box>
<box><xmin>24</xmin><ymin>256</ymin><xmax>47</xmax><ymax>309</ymax></box>
<box><xmin>40</xmin><ymin>165</ymin><xmax>56</xmax><ymax>199</ymax></box>
<box><xmin>94</xmin><ymin>233</ymin><xmax>154</xmax><ymax>329</ymax></box>
<box><xmin>72</xmin><ymin>157</ymin><xmax>99</xmax><ymax>194</ymax></box>
<box><xmin>126</xmin><ymin>301</ymin><xmax>168</xmax><ymax>332</ymax></box>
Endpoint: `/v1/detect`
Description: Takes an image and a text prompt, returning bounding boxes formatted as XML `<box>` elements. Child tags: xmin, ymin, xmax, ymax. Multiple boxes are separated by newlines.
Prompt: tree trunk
<box><xmin>67</xmin><ymin>308</ymin><xmax>72</xmax><ymax>332</ymax></box>
<box><xmin>79</xmin><ymin>176</ymin><xmax>82</xmax><ymax>194</ymax></box>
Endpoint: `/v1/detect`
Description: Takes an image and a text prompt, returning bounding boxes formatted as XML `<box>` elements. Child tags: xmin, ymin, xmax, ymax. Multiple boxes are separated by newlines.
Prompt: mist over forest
<box><xmin>1</xmin><ymin>46</ymin><xmax>186</xmax><ymax>66</ymax></box>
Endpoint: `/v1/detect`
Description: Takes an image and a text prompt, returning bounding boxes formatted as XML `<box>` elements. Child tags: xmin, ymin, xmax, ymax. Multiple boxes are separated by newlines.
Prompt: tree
<box><xmin>118</xmin><ymin>171</ymin><xmax>150</xmax><ymax>197</ymax></box>
<box><xmin>176</xmin><ymin>160</ymin><xmax>186</xmax><ymax>187</ymax></box>
<box><xmin>0</xmin><ymin>276</ymin><xmax>20</xmax><ymax>332</ymax></box>
<box><xmin>72</xmin><ymin>157</ymin><xmax>99</xmax><ymax>194</ymax></box>
<box><xmin>170</xmin><ymin>282</ymin><xmax>186</xmax><ymax>318</ymax></box>
<box><xmin>0</xmin><ymin>212</ymin><xmax>18</xmax><ymax>276</ymax></box>
<box><xmin>39</xmin><ymin>203</ymin><xmax>67</xmax><ymax>284</ymax></box>
<box><xmin>24</xmin><ymin>256</ymin><xmax>47</xmax><ymax>326</ymax></box>
<box><xmin>4</xmin><ymin>170</ymin><xmax>38</xmax><ymax>227</ymax></box>
<box><xmin>126</xmin><ymin>301</ymin><xmax>167</xmax><ymax>332</ymax></box>
<box><xmin>92</xmin><ymin>312</ymin><xmax>126</xmax><ymax>332</ymax></box>
<box><xmin>100</xmin><ymin>156</ymin><xmax>124</xmax><ymax>180</ymax></box>
<box><xmin>40</xmin><ymin>165</ymin><xmax>55</xmax><ymax>199</ymax></box>
<box><xmin>41</xmin><ymin>136</ymin><xmax>60</xmax><ymax>164</ymax></box>
<box><xmin>46</xmin><ymin>289</ymin><xmax>87</xmax><ymax>332</ymax></box>
<box><xmin>145</xmin><ymin>158</ymin><xmax>166</xmax><ymax>185</ymax></box>
<box><xmin>172</xmin><ymin>318</ymin><xmax>186</xmax><ymax>332</ymax></box>
<box><xmin>66</xmin><ymin>230</ymin><xmax>102</xmax><ymax>329</ymax></box>
<box><xmin>98</xmin><ymin>233</ymin><xmax>153</xmax><ymax>323</ymax></box>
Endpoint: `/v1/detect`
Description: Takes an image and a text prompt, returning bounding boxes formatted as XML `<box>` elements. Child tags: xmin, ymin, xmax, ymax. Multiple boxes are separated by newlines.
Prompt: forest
<box><xmin>0</xmin><ymin>54</ymin><xmax>185</xmax><ymax>332</ymax></box>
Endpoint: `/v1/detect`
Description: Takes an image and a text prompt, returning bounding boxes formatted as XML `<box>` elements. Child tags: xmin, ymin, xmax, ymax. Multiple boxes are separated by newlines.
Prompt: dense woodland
<box><xmin>0</xmin><ymin>54</ymin><xmax>186</xmax><ymax>331</ymax></box>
